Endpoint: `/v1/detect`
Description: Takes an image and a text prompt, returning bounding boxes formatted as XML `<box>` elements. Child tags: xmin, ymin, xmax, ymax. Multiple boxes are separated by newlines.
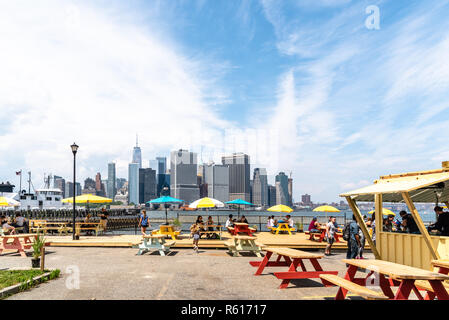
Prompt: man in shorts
<box><xmin>325</xmin><ymin>216</ymin><xmax>337</xmax><ymax>256</ymax></box>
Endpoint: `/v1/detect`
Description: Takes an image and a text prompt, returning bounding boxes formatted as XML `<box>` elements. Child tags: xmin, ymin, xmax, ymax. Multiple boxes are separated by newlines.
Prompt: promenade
<box><xmin>1</xmin><ymin>247</ymin><xmax>373</xmax><ymax>300</ymax></box>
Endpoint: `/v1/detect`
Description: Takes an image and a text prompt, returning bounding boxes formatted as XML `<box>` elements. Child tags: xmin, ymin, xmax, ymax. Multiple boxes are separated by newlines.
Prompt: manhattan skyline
<box><xmin>1</xmin><ymin>1</ymin><xmax>449</xmax><ymax>202</ymax></box>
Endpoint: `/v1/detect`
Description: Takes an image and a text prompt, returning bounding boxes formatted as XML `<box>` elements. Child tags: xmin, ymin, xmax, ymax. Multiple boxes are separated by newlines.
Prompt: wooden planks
<box><xmin>343</xmin><ymin>259</ymin><xmax>449</xmax><ymax>281</ymax></box>
<box><xmin>265</xmin><ymin>247</ymin><xmax>323</xmax><ymax>259</ymax></box>
<box><xmin>320</xmin><ymin>274</ymin><xmax>389</xmax><ymax>300</ymax></box>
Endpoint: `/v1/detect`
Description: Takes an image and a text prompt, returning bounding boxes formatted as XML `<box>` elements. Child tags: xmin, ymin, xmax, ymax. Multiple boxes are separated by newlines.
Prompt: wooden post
<box><xmin>40</xmin><ymin>246</ymin><xmax>45</xmax><ymax>272</ymax></box>
<box><xmin>346</xmin><ymin>196</ymin><xmax>381</xmax><ymax>259</ymax></box>
<box><xmin>402</xmin><ymin>192</ymin><xmax>439</xmax><ymax>260</ymax></box>
<box><xmin>374</xmin><ymin>193</ymin><xmax>383</xmax><ymax>256</ymax></box>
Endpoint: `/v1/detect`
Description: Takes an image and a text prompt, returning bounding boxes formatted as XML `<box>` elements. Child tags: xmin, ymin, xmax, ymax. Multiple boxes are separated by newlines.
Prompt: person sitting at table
<box><xmin>383</xmin><ymin>215</ymin><xmax>394</xmax><ymax>232</ymax></box>
<box><xmin>83</xmin><ymin>213</ymin><xmax>95</xmax><ymax>236</ymax></box>
<box><xmin>100</xmin><ymin>208</ymin><xmax>109</xmax><ymax>233</ymax></box>
<box><xmin>286</xmin><ymin>215</ymin><xmax>294</xmax><ymax>229</ymax></box>
<box><xmin>239</xmin><ymin>215</ymin><xmax>248</xmax><ymax>224</ymax></box>
<box><xmin>225</xmin><ymin>214</ymin><xmax>234</xmax><ymax>230</ymax></box>
<box><xmin>1</xmin><ymin>216</ymin><xmax>15</xmax><ymax>235</ymax></box>
<box><xmin>138</xmin><ymin>210</ymin><xmax>151</xmax><ymax>236</ymax></box>
<box><xmin>428</xmin><ymin>206</ymin><xmax>449</xmax><ymax>236</ymax></box>
<box><xmin>206</xmin><ymin>216</ymin><xmax>216</xmax><ymax>239</ymax></box>
<box><xmin>12</xmin><ymin>213</ymin><xmax>27</xmax><ymax>233</ymax></box>
<box><xmin>308</xmin><ymin>217</ymin><xmax>320</xmax><ymax>233</ymax></box>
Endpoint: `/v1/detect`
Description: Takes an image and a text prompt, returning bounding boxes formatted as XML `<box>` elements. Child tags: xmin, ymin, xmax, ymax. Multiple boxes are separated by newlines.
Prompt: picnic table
<box><xmin>151</xmin><ymin>224</ymin><xmax>180</xmax><ymax>240</ymax></box>
<box><xmin>200</xmin><ymin>224</ymin><xmax>223</xmax><ymax>239</ymax></box>
<box><xmin>135</xmin><ymin>234</ymin><xmax>175</xmax><ymax>256</ymax></box>
<box><xmin>322</xmin><ymin>259</ymin><xmax>449</xmax><ymax>300</ymax></box>
<box><xmin>249</xmin><ymin>247</ymin><xmax>338</xmax><ymax>289</ymax></box>
<box><xmin>227</xmin><ymin>222</ymin><xmax>256</xmax><ymax>237</ymax></box>
<box><xmin>307</xmin><ymin>226</ymin><xmax>342</xmax><ymax>242</ymax></box>
<box><xmin>224</xmin><ymin>235</ymin><xmax>264</xmax><ymax>257</ymax></box>
<box><xmin>0</xmin><ymin>234</ymin><xmax>37</xmax><ymax>257</ymax></box>
<box><xmin>270</xmin><ymin>223</ymin><xmax>296</xmax><ymax>235</ymax></box>
<box><xmin>75</xmin><ymin>222</ymin><xmax>104</xmax><ymax>236</ymax></box>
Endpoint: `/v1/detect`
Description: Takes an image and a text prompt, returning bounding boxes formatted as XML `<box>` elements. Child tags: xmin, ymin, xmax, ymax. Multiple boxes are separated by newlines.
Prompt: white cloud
<box><xmin>0</xmin><ymin>1</ymin><xmax>231</xmax><ymax>186</ymax></box>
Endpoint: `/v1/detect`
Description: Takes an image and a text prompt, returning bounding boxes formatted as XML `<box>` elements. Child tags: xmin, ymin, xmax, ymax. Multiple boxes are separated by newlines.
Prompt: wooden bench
<box><xmin>320</xmin><ymin>274</ymin><xmax>389</xmax><ymax>300</ymax></box>
<box><xmin>135</xmin><ymin>234</ymin><xmax>176</xmax><ymax>256</ymax></box>
<box><xmin>415</xmin><ymin>280</ymin><xmax>449</xmax><ymax>300</ymax></box>
<box><xmin>75</xmin><ymin>222</ymin><xmax>104</xmax><ymax>236</ymax></box>
<box><xmin>0</xmin><ymin>234</ymin><xmax>37</xmax><ymax>258</ymax></box>
<box><xmin>224</xmin><ymin>235</ymin><xmax>265</xmax><ymax>257</ymax></box>
<box><xmin>29</xmin><ymin>220</ymin><xmax>47</xmax><ymax>234</ymax></box>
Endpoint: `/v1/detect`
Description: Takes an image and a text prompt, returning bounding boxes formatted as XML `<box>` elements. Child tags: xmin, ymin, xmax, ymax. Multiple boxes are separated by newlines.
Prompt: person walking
<box><xmin>190</xmin><ymin>222</ymin><xmax>201</xmax><ymax>253</ymax></box>
<box><xmin>346</xmin><ymin>215</ymin><xmax>361</xmax><ymax>260</ymax></box>
<box><xmin>138</xmin><ymin>210</ymin><xmax>151</xmax><ymax>236</ymax></box>
<box><xmin>325</xmin><ymin>216</ymin><xmax>337</xmax><ymax>256</ymax></box>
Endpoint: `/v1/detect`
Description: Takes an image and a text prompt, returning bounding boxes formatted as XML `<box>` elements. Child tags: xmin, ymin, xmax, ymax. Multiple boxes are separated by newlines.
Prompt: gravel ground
<box><xmin>0</xmin><ymin>247</ymin><xmax>374</xmax><ymax>300</ymax></box>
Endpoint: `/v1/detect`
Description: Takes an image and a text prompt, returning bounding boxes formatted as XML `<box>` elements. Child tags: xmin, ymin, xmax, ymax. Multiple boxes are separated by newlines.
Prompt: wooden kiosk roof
<box><xmin>340</xmin><ymin>165</ymin><xmax>449</xmax><ymax>203</ymax></box>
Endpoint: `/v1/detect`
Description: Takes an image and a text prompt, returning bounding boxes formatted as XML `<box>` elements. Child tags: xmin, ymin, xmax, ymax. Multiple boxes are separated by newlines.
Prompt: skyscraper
<box><xmin>132</xmin><ymin>135</ymin><xmax>142</xmax><ymax>168</ymax></box>
<box><xmin>128</xmin><ymin>163</ymin><xmax>139</xmax><ymax>205</ymax></box>
<box><xmin>156</xmin><ymin>157</ymin><xmax>167</xmax><ymax>175</ymax></box>
<box><xmin>268</xmin><ymin>185</ymin><xmax>276</xmax><ymax>206</ymax></box>
<box><xmin>170</xmin><ymin>149</ymin><xmax>199</xmax><ymax>204</ymax></box>
<box><xmin>252</xmin><ymin>168</ymin><xmax>268</xmax><ymax>207</ymax></box>
<box><xmin>221</xmin><ymin>153</ymin><xmax>250</xmax><ymax>202</ymax></box>
<box><xmin>139</xmin><ymin>168</ymin><xmax>157</xmax><ymax>204</ymax></box>
<box><xmin>53</xmin><ymin>176</ymin><xmax>65</xmax><ymax>196</ymax></box>
<box><xmin>288</xmin><ymin>176</ymin><xmax>293</xmax><ymax>207</ymax></box>
<box><xmin>203</xmin><ymin>162</ymin><xmax>229</xmax><ymax>203</ymax></box>
<box><xmin>275</xmin><ymin>172</ymin><xmax>289</xmax><ymax>205</ymax></box>
<box><xmin>107</xmin><ymin>162</ymin><xmax>116</xmax><ymax>201</ymax></box>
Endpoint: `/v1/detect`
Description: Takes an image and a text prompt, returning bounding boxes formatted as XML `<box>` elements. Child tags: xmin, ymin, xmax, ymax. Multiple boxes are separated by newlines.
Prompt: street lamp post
<box><xmin>71</xmin><ymin>143</ymin><xmax>79</xmax><ymax>240</ymax></box>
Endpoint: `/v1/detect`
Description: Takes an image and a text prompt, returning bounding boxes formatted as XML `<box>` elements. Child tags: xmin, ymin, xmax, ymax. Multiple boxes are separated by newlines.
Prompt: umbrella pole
<box><xmin>165</xmin><ymin>206</ymin><xmax>168</xmax><ymax>225</ymax></box>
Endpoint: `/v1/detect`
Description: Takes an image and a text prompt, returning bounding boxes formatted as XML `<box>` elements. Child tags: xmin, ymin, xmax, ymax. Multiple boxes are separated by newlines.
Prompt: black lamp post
<box><xmin>71</xmin><ymin>143</ymin><xmax>79</xmax><ymax>240</ymax></box>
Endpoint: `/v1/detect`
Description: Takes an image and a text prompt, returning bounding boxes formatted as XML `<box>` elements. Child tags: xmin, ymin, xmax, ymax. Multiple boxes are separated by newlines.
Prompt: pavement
<box><xmin>0</xmin><ymin>247</ymin><xmax>374</xmax><ymax>300</ymax></box>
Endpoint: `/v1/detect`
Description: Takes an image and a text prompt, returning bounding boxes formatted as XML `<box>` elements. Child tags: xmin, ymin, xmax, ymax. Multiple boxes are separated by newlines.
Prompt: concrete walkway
<box><xmin>0</xmin><ymin>247</ymin><xmax>373</xmax><ymax>300</ymax></box>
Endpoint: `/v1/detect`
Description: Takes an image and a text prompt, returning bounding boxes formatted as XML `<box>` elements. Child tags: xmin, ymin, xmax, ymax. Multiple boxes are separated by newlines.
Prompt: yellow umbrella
<box><xmin>0</xmin><ymin>196</ymin><xmax>19</xmax><ymax>207</ymax></box>
<box><xmin>267</xmin><ymin>204</ymin><xmax>293</xmax><ymax>213</ymax></box>
<box><xmin>189</xmin><ymin>197</ymin><xmax>225</xmax><ymax>209</ymax></box>
<box><xmin>62</xmin><ymin>194</ymin><xmax>112</xmax><ymax>204</ymax></box>
<box><xmin>368</xmin><ymin>208</ymin><xmax>395</xmax><ymax>216</ymax></box>
<box><xmin>313</xmin><ymin>205</ymin><xmax>340</xmax><ymax>213</ymax></box>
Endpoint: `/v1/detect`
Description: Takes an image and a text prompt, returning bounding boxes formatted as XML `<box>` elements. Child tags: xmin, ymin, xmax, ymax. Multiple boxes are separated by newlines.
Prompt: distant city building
<box><xmin>107</xmin><ymin>162</ymin><xmax>117</xmax><ymax>201</ymax></box>
<box><xmin>222</xmin><ymin>153</ymin><xmax>250</xmax><ymax>202</ymax></box>
<box><xmin>288</xmin><ymin>177</ymin><xmax>293</xmax><ymax>206</ymax></box>
<box><xmin>65</xmin><ymin>182</ymin><xmax>81</xmax><ymax>198</ymax></box>
<box><xmin>157</xmin><ymin>173</ymin><xmax>170</xmax><ymax>197</ymax></box>
<box><xmin>268</xmin><ymin>185</ymin><xmax>276</xmax><ymax>207</ymax></box>
<box><xmin>203</xmin><ymin>162</ymin><xmax>229</xmax><ymax>203</ymax></box>
<box><xmin>53</xmin><ymin>176</ymin><xmax>65</xmax><ymax>197</ymax></box>
<box><xmin>84</xmin><ymin>177</ymin><xmax>96</xmax><ymax>190</ymax></box>
<box><xmin>302</xmin><ymin>194</ymin><xmax>312</xmax><ymax>206</ymax></box>
<box><xmin>139</xmin><ymin>168</ymin><xmax>157</xmax><ymax>204</ymax></box>
<box><xmin>149</xmin><ymin>160</ymin><xmax>158</xmax><ymax>171</ymax></box>
<box><xmin>252</xmin><ymin>168</ymin><xmax>268</xmax><ymax>207</ymax></box>
<box><xmin>170</xmin><ymin>149</ymin><xmax>199</xmax><ymax>204</ymax></box>
<box><xmin>116</xmin><ymin>178</ymin><xmax>126</xmax><ymax>191</ymax></box>
<box><xmin>275</xmin><ymin>172</ymin><xmax>289</xmax><ymax>205</ymax></box>
<box><xmin>132</xmin><ymin>135</ymin><xmax>142</xmax><ymax>169</ymax></box>
<box><xmin>156</xmin><ymin>157</ymin><xmax>167</xmax><ymax>174</ymax></box>
<box><xmin>128</xmin><ymin>163</ymin><xmax>140</xmax><ymax>205</ymax></box>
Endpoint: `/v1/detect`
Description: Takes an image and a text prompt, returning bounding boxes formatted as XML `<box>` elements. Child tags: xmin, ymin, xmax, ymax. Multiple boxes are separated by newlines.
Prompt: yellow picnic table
<box><xmin>151</xmin><ymin>224</ymin><xmax>180</xmax><ymax>240</ymax></box>
<box><xmin>270</xmin><ymin>223</ymin><xmax>296</xmax><ymax>235</ymax></box>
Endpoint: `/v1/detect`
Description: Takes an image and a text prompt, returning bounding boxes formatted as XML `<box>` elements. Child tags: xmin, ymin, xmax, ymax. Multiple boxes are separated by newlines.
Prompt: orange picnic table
<box><xmin>249</xmin><ymin>247</ymin><xmax>338</xmax><ymax>289</ymax></box>
<box><xmin>228</xmin><ymin>222</ymin><xmax>255</xmax><ymax>237</ymax></box>
<box><xmin>0</xmin><ymin>234</ymin><xmax>37</xmax><ymax>257</ymax></box>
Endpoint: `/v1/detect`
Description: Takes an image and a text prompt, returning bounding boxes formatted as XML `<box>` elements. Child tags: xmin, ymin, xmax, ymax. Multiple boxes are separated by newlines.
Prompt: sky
<box><xmin>1</xmin><ymin>0</ymin><xmax>449</xmax><ymax>202</ymax></box>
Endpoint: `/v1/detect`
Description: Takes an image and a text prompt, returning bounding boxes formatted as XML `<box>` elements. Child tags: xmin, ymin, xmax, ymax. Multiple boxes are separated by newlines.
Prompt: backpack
<box><xmin>342</xmin><ymin>222</ymin><xmax>351</xmax><ymax>241</ymax></box>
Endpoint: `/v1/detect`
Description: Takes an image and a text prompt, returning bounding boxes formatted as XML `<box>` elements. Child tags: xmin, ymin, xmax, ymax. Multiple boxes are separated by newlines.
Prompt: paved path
<box><xmin>0</xmin><ymin>247</ymin><xmax>373</xmax><ymax>300</ymax></box>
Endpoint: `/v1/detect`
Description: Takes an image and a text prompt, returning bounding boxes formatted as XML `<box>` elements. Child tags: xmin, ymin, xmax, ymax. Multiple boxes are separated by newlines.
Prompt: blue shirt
<box><xmin>140</xmin><ymin>214</ymin><xmax>149</xmax><ymax>226</ymax></box>
<box><xmin>349</xmin><ymin>221</ymin><xmax>360</xmax><ymax>242</ymax></box>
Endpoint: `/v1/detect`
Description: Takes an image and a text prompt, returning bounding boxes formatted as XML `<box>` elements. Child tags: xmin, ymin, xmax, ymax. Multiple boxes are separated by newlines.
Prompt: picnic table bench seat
<box><xmin>320</xmin><ymin>274</ymin><xmax>389</xmax><ymax>300</ymax></box>
<box><xmin>136</xmin><ymin>234</ymin><xmax>176</xmax><ymax>256</ymax></box>
<box><xmin>224</xmin><ymin>235</ymin><xmax>264</xmax><ymax>257</ymax></box>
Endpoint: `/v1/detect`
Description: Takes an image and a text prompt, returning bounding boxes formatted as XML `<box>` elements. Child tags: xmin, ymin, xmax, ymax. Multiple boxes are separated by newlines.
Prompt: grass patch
<box><xmin>0</xmin><ymin>269</ymin><xmax>61</xmax><ymax>298</ymax></box>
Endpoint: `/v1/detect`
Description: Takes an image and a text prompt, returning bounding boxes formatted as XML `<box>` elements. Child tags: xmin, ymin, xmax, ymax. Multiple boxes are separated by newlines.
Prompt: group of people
<box><xmin>266</xmin><ymin>215</ymin><xmax>294</xmax><ymax>230</ymax></box>
<box><xmin>1</xmin><ymin>213</ymin><xmax>28</xmax><ymax>234</ymax></box>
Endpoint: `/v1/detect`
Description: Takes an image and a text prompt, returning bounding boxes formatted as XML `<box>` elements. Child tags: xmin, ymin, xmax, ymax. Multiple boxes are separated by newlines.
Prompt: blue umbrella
<box><xmin>148</xmin><ymin>196</ymin><xmax>184</xmax><ymax>225</ymax></box>
<box><xmin>225</xmin><ymin>199</ymin><xmax>254</xmax><ymax>219</ymax></box>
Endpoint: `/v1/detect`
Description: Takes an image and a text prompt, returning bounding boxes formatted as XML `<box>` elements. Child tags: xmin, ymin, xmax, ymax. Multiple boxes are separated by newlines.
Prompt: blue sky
<box><xmin>1</xmin><ymin>0</ymin><xmax>449</xmax><ymax>202</ymax></box>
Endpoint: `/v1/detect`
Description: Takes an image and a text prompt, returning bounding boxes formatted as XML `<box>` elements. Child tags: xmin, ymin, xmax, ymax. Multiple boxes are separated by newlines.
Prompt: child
<box><xmin>190</xmin><ymin>223</ymin><xmax>201</xmax><ymax>253</ymax></box>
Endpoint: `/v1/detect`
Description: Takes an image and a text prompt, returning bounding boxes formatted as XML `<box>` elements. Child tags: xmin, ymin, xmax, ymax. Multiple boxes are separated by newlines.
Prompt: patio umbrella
<box><xmin>189</xmin><ymin>197</ymin><xmax>225</xmax><ymax>209</ymax></box>
<box><xmin>62</xmin><ymin>194</ymin><xmax>112</xmax><ymax>212</ymax></box>
<box><xmin>368</xmin><ymin>208</ymin><xmax>395</xmax><ymax>216</ymax></box>
<box><xmin>267</xmin><ymin>205</ymin><xmax>293</xmax><ymax>222</ymax></box>
<box><xmin>313</xmin><ymin>205</ymin><xmax>340</xmax><ymax>221</ymax></box>
<box><xmin>148</xmin><ymin>196</ymin><xmax>184</xmax><ymax>225</ymax></box>
<box><xmin>0</xmin><ymin>196</ymin><xmax>19</xmax><ymax>207</ymax></box>
<box><xmin>226</xmin><ymin>199</ymin><xmax>253</xmax><ymax>219</ymax></box>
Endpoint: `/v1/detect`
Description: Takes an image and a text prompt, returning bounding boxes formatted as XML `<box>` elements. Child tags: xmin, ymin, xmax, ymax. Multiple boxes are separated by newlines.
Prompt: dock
<box><xmin>45</xmin><ymin>231</ymin><xmax>370</xmax><ymax>250</ymax></box>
